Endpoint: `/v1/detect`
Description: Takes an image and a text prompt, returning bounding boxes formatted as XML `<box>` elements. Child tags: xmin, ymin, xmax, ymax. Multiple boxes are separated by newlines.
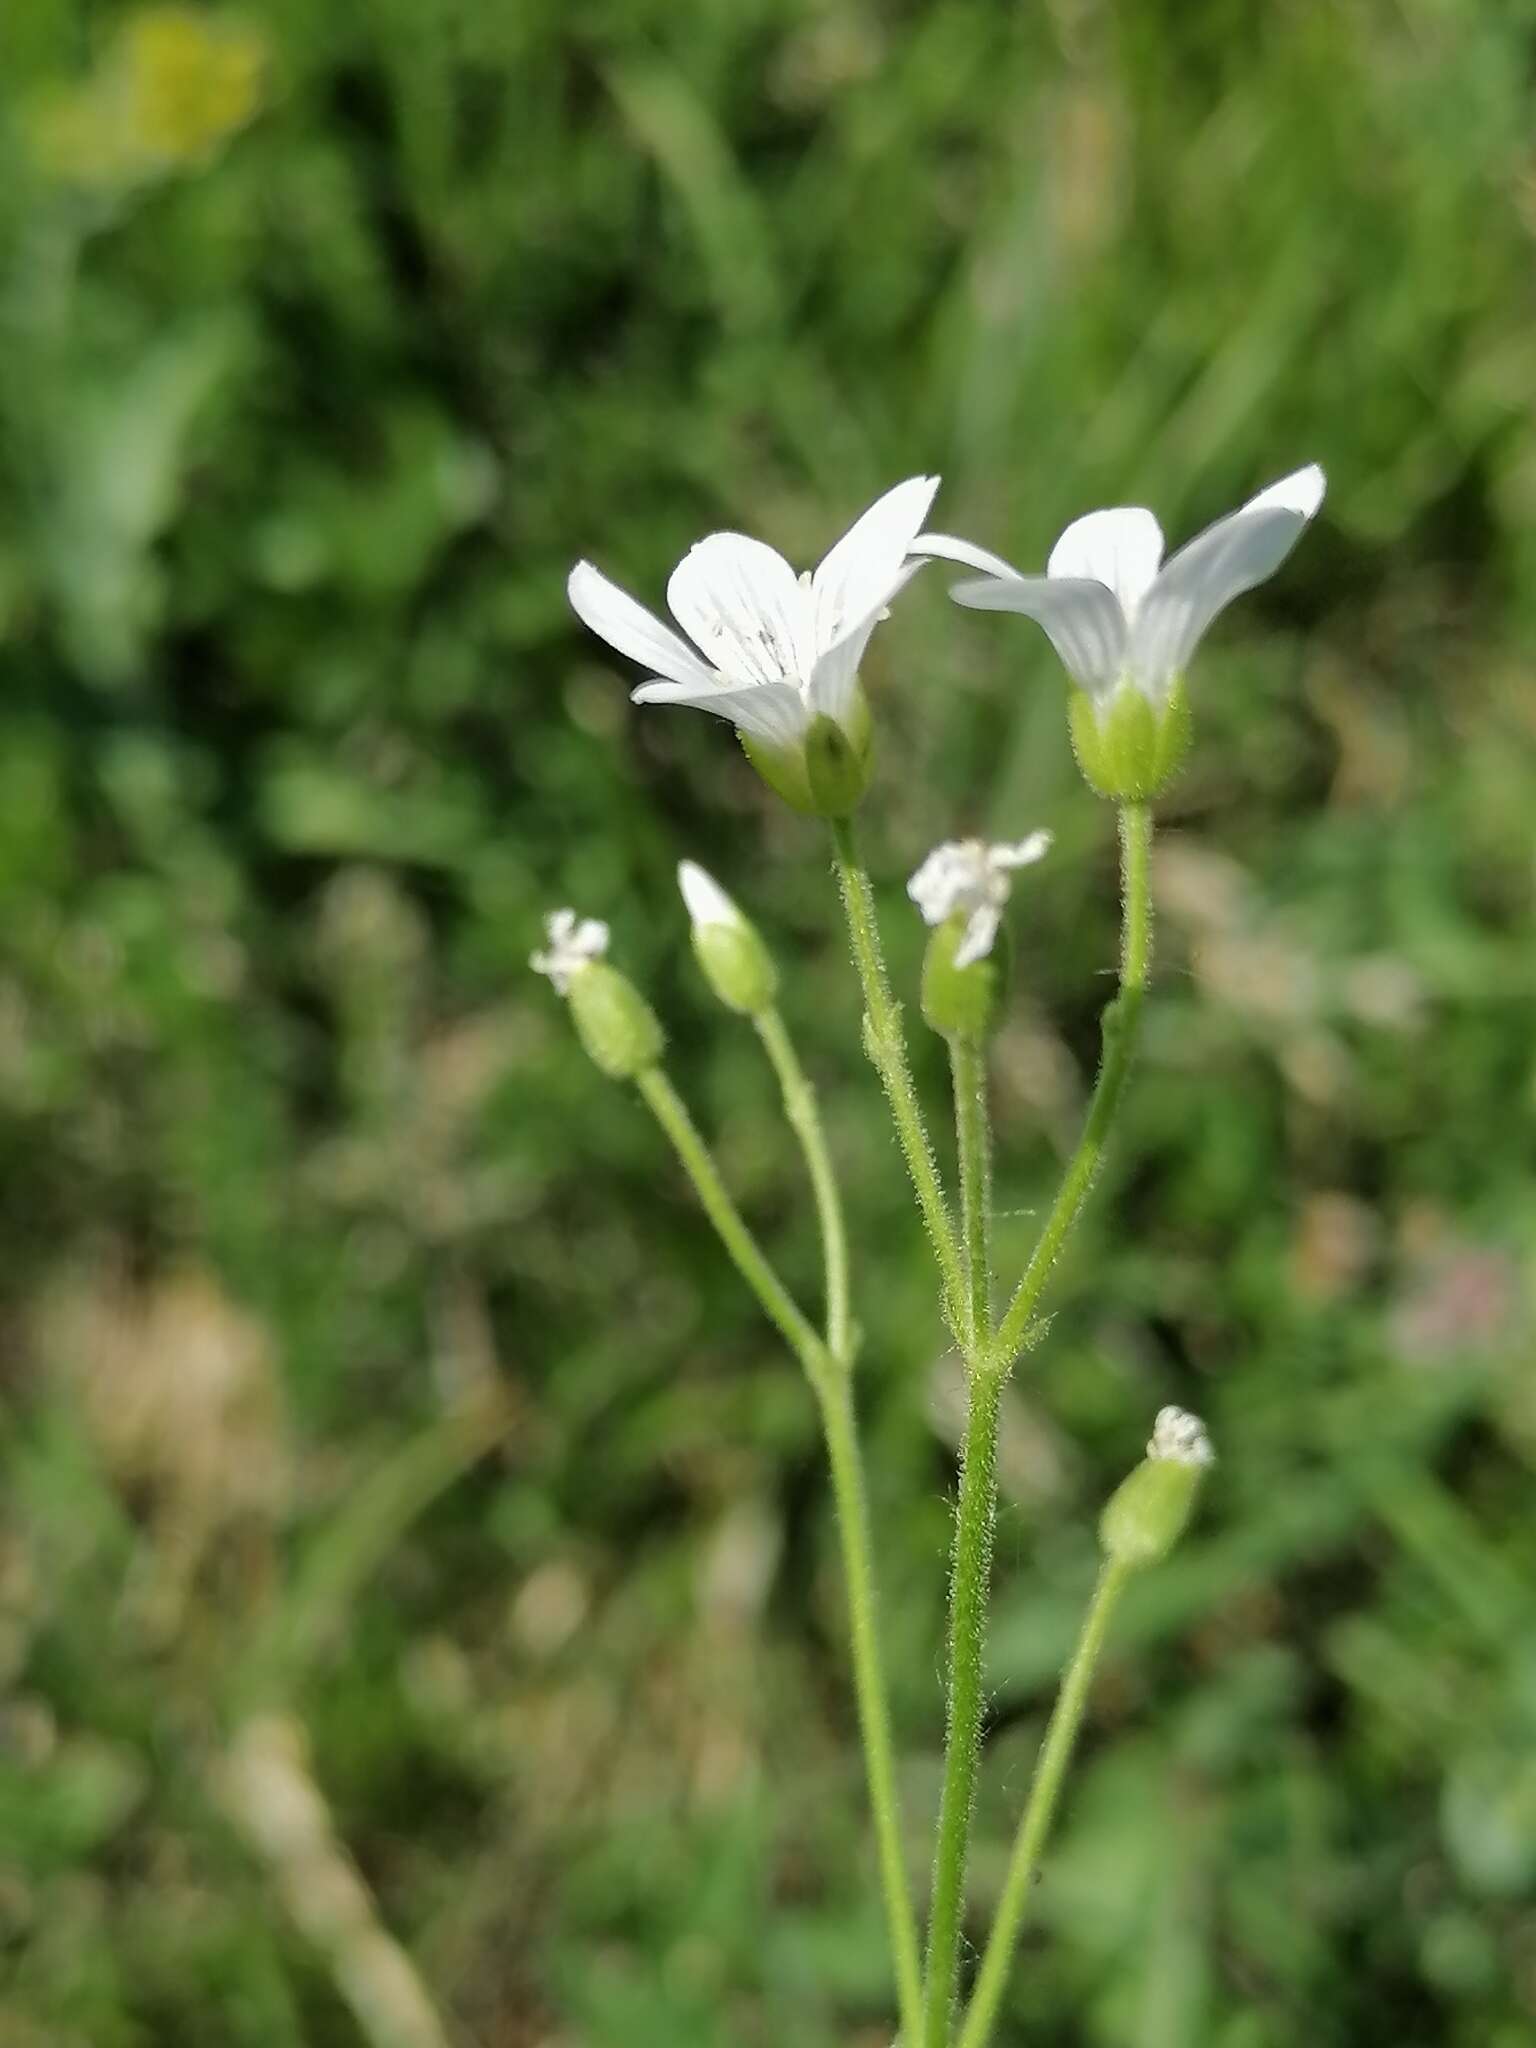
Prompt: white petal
<box><xmin>1130</xmin><ymin>465</ymin><xmax>1326</xmax><ymax>696</ymax></box>
<box><xmin>1246</xmin><ymin>462</ymin><xmax>1326</xmax><ymax>520</ymax></box>
<box><xmin>805</xmin><ymin>560</ymin><xmax>923</xmax><ymax>723</ymax></box>
<box><xmin>950</xmin><ymin>574</ymin><xmax>1128</xmax><ymax>699</ymax></box>
<box><xmin>631</xmin><ymin>675</ymin><xmax>810</xmax><ymax>749</ymax></box>
<box><xmin>666</xmin><ymin>533</ymin><xmax>813</xmax><ymax>688</ymax></box>
<box><xmin>911</xmin><ymin>530</ymin><xmax>1025</xmax><ymax>581</ymax></box>
<box><xmin>1148</xmin><ymin>1404</ymin><xmax>1214</xmax><ymax>1467</ymax></box>
<box><xmin>992</xmin><ymin>830</ymin><xmax>1052</xmax><ymax>870</ymax></box>
<box><xmin>1047</xmin><ymin>507</ymin><xmax>1164</xmax><ymax>621</ymax></box>
<box><xmin>810</xmin><ymin>476</ymin><xmax>939</xmax><ymax>657</ymax></box>
<box><xmin>953</xmin><ymin>904</ymin><xmax>1000</xmax><ymax>971</ymax></box>
<box><xmin>568</xmin><ymin>561</ymin><xmax>718</xmax><ymax>690</ymax></box>
<box><xmin>677</xmin><ymin>860</ymin><xmax>740</xmax><ymax>930</ymax></box>
<box><xmin>530</xmin><ymin>907</ymin><xmax>609</xmax><ymax>993</ymax></box>
<box><xmin>907</xmin><ymin>842</ymin><xmax>972</xmax><ymax>926</ymax></box>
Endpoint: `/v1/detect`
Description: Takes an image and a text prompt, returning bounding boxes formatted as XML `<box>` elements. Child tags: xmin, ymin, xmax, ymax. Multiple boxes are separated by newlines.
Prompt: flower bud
<box><xmin>678</xmin><ymin>861</ymin><xmax>778</xmax><ymax>1015</ymax></box>
<box><xmin>920</xmin><ymin>914</ymin><xmax>1008</xmax><ymax>1039</ymax></box>
<box><xmin>566</xmin><ymin>962</ymin><xmax>665</xmax><ymax>1079</ymax></box>
<box><xmin>1099</xmin><ymin>1405</ymin><xmax>1212</xmax><ymax>1569</ymax></box>
<box><xmin>1068</xmin><ymin>678</ymin><xmax>1191</xmax><ymax>802</ymax></box>
<box><xmin>532</xmin><ymin>908</ymin><xmax>663</xmax><ymax>1079</ymax></box>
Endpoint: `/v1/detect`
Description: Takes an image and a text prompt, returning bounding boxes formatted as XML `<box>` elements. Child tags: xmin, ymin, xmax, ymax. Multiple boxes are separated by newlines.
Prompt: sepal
<box><xmin>1068</xmin><ymin>677</ymin><xmax>1190</xmax><ymax>801</ymax></box>
<box><xmin>920</xmin><ymin>915</ymin><xmax>1009</xmax><ymax>1039</ymax></box>
<box><xmin>567</xmin><ymin>963</ymin><xmax>665</xmax><ymax>1079</ymax></box>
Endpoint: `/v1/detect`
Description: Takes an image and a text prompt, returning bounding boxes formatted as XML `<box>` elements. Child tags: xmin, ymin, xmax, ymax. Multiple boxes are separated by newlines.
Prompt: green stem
<box><xmin>635</xmin><ymin>1066</ymin><xmax>825</xmax><ymax>1382</ymax></box>
<box><xmin>828</xmin><ymin>815</ymin><xmax>967</xmax><ymax>1338</ymax></box>
<box><xmin>754</xmin><ymin>1007</ymin><xmax>853</xmax><ymax>1364</ymax></box>
<box><xmin>955</xmin><ymin>1561</ymin><xmax>1133</xmax><ymax>2048</ymax></box>
<box><xmin>989</xmin><ymin>801</ymin><xmax>1153</xmax><ymax>1372</ymax></box>
<box><xmin>925</xmin><ymin>802</ymin><xmax>1153</xmax><ymax>2041</ymax></box>
<box><xmin>819</xmin><ymin>1374</ymin><xmax>927</xmax><ymax>2046</ymax></box>
<box><xmin>922</xmin><ymin>1034</ymin><xmax>995</xmax><ymax>2040</ymax></box>
<box><xmin>949</xmin><ymin>1034</ymin><xmax>991</xmax><ymax>1352</ymax></box>
<box><xmin>635</xmin><ymin>1064</ymin><xmax>921</xmax><ymax>2043</ymax></box>
<box><xmin>922</xmin><ymin>1365</ymin><xmax>1003</xmax><ymax>2046</ymax></box>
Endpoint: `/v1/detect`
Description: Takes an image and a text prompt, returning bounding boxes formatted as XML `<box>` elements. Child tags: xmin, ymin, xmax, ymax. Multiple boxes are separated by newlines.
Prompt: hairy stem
<box><xmin>955</xmin><ymin>1561</ymin><xmax>1132</xmax><ymax>2048</ymax></box>
<box><xmin>922</xmin><ymin>1364</ymin><xmax>1003</xmax><ymax>2045</ymax></box>
<box><xmin>819</xmin><ymin>1373</ymin><xmax>926</xmax><ymax>2045</ymax></box>
<box><xmin>755</xmin><ymin>1006</ymin><xmax>853</xmax><ymax>1364</ymax></box>
<box><xmin>920</xmin><ymin>1027</ymin><xmax>998</xmax><ymax>2040</ymax></box>
<box><xmin>949</xmin><ymin>1034</ymin><xmax>991</xmax><ymax>1352</ymax></box>
<box><xmin>636</xmin><ymin>1065</ymin><xmax>825</xmax><ymax>1380</ymax></box>
<box><xmin>989</xmin><ymin>801</ymin><xmax>1153</xmax><ymax>1372</ymax></box>
<box><xmin>636</xmin><ymin>1063</ymin><xmax>920</xmax><ymax>2041</ymax></box>
<box><xmin>828</xmin><ymin>815</ymin><xmax>967</xmax><ymax>1338</ymax></box>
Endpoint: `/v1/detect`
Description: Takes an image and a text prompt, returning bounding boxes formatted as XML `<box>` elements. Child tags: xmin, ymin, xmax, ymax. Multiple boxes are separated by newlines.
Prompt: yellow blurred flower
<box><xmin>121</xmin><ymin>6</ymin><xmax>265</xmax><ymax>166</ymax></box>
<box><xmin>30</xmin><ymin>6</ymin><xmax>265</xmax><ymax>189</ymax></box>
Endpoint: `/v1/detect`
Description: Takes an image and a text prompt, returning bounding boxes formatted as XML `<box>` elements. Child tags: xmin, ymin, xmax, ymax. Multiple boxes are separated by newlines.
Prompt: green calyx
<box><xmin>738</xmin><ymin>693</ymin><xmax>873</xmax><ymax>818</ymax></box>
<box><xmin>1068</xmin><ymin>675</ymin><xmax>1190</xmax><ymax>801</ymax></box>
<box><xmin>1099</xmin><ymin>1452</ymin><xmax>1206</xmax><ymax>1569</ymax></box>
<box><xmin>566</xmin><ymin>961</ymin><xmax>664</xmax><ymax>1079</ymax></box>
<box><xmin>920</xmin><ymin>915</ymin><xmax>1009</xmax><ymax>1040</ymax></box>
<box><xmin>692</xmin><ymin>920</ymin><xmax>778</xmax><ymax>1016</ymax></box>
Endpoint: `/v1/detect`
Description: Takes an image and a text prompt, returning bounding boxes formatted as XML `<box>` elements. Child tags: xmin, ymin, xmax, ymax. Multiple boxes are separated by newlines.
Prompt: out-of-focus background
<box><xmin>1</xmin><ymin>3</ymin><xmax>1534</xmax><ymax>2043</ymax></box>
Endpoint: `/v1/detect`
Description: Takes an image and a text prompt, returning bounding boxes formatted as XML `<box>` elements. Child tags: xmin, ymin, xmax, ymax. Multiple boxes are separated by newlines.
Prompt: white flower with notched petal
<box><xmin>568</xmin><ymin>477</ymin><xmax>939</xmax><ymax>816</ymax></box>
<box><xmin>907</xmin><ymin>833</ymin><xmax>1052</xmax><ymax>969</ymax></box>
<box><xmin>915</xmin><ymin>465</ymin><xmax>1325</xmax><ymax>800</ymax></box>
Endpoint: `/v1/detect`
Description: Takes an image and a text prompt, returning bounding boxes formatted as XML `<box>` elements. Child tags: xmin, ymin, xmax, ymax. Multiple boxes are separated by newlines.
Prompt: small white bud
<box><xmin>677</xmin><ymin>860</ymin><xmax>743</xmax><ymax>931</ymax></box>
<box><xmin>1100</xmin><ymin>1405</ymin><xmax>1213</xmax><ymax>1568</ymax></box>
<box><xmin>1147</xmin><ymin>1405</ymin><xmax>1214</xmax><ymax>1468</ymax></box>
<box><xmin>907</xmin><ymin>832</ymin><xmax>1051</xmax><ymax>970</ymax></box>
<box><xmin>530</xmin><ymin>908</ymin><xmax>609</xmax><ymax>995</ymax></box>
<box><xmin>677</xmin><ymin>860</ymin><xmax>777</xmax><ymax>1015</ymax></box>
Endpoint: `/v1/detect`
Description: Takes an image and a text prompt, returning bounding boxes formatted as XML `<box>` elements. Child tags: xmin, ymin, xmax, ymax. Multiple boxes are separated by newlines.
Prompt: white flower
<box><xmin>906</xmin><ymin>832</ymin><xmax>1052</xmax><ymax>969</ymax></box>
<box><xmin>914</xmin><ymin>465</ymin><xmax>1325</xmax><ymax>705</ymax></box>
<box><xmin>676</xmin><ymin>859</ymin><xmax>742</xmax><ymax>931</ymax></box>
<box><xmin>567</xmin><ymin>476</ymin><xmax>940</xmax><ymax>748</ymax></box>
<box><xmin>1147</xmin><ymin>1405</ymin><xmax>1214</xmax><ymax>1468</ymax></box>
<box><xmin>530</xmin><ymin>908</ymin><xmax>609</xmax><ymax>994</ymax></box>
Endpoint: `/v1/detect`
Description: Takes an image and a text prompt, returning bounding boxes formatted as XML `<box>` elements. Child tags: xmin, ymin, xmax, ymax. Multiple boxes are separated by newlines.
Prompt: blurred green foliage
<box><xmin>1</xmin><ymin>1</ymin><xmax>1535</xmax><ymax>2044</ymax></box>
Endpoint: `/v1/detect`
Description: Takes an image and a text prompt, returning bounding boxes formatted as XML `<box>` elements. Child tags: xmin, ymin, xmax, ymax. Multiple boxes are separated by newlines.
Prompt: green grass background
<box><xmin>2</xmin><ymin>1</ymin><xmax>1535</xmax><ymax>2043</ymax></box>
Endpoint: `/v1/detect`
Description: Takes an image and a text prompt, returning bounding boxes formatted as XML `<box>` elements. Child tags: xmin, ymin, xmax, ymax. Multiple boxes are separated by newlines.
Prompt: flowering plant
<box><xmin>539</xmin><ymin>465</ymin><xmax>1324</xmax><ymax>2047</ymax></box>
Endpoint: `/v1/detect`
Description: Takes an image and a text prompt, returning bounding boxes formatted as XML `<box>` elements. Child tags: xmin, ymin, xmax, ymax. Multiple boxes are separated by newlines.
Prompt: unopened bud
<box><xmin>1099</xmin><ymin>1405</ymin><xmax>1212</xmax><ymax>1569</ymax></box>
<box><xmin>567</xmin><ymin>962</ymin><xmax>664</xmax><ymax>1079</ymax></box>
<box><xmin>678</xmin><ymin>861</ymin><xmax>778</xmax><ymax>1015</ymax></box>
